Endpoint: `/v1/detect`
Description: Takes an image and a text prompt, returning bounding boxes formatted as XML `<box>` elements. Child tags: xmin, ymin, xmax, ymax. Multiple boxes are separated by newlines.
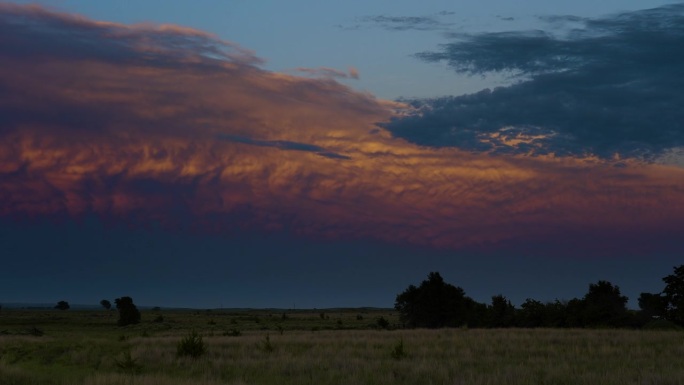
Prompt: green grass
<box><xmin>2</xmin><ymin>309</ymin><xmax>684</xmax><ymax>385</ymax></box>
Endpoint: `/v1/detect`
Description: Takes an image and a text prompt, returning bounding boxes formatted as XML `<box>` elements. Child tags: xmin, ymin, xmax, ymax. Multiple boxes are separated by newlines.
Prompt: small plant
<box><xmin>26</xmin><ymin>326</ymin><xmax>44</xmax><ymax>336</ymax></box>
<box><xmin>391</xmin><ymin>338</ymin><xmax>407</xmax><ymax>360</ymax></box>
<box><xmin>258</xmin><ymin>333</ymin><xmax>274</xmax><ymax>353</ymax></box>
<box><xmin>115</xmin><ymin>350</ymin><xmax>141</xmax><ymax>374</ymax></box>
<box><xmin>377</xmin><ymin>316</ymin><xmax>390</xmax><ymax>330</ymax></box>
<box><xmin>223</xmin><ymin>329</ymin><xmax>241</xmax><ymax>337</ymax></box>
<box><xmin>177</xmin><ymin>331</ymin><xmax>206</xmax><ymax>358</ymax></box>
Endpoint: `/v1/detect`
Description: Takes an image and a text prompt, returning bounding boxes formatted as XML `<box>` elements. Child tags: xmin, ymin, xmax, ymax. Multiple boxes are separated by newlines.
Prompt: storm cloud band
<box><xmin>1</xmin><ymin>4</ymin><xmax>684</xmax><ymax>255</ymax></box>
<box><xmin>385</xmin><ymin>4</ymin><xmax>684</xmax><ymax>160</ymax></box>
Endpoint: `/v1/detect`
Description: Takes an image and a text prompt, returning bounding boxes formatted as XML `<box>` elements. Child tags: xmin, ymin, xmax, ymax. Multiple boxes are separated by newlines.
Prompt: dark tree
<box><xmin>518</xmin><ymin>298</ymin><xmax>546</xmax><ymax>328</ymax></box>
<box><xmin>582</xmin><ymin>280</ymin><xmax>628</xmax><ymax>327</ymax></box>
<box><xmin>662</xmin><ymin>265</ymin><xmax>684</xmax><ymax>325</ymax></box>
<box><xmin>115</xmin><ymin>296</ymin><xmax>141</xmax><ymax>326</ymax></box>
<box><xmin>638</xmin><ymin>292</ymin><xmax>667</xmax><ymax>319</ymax></box>
<box><xmin>54</xmin><ymin>300</ymin><xmax>70</xmax><ymax>310</ymax></box>
<box><xmin>395</xmin><ymin>272</ymin><xmax>474</xmax><ymax>328</ymax></box>
<box><xmin>487</xmin><ymin>294</ymin><xmax>516</xmax><ymax>328</ymax></box>
<box><xmin>100</xmin><ymin>299</ymin><xmax>112</xmax><ymax>310</ymax></box>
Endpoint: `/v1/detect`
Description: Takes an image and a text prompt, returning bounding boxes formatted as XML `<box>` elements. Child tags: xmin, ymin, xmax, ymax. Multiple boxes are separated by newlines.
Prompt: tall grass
<box><xmin>2</xmin><ymin>310</ymin><xmax>684</xmax><ymax>385</ymax></box>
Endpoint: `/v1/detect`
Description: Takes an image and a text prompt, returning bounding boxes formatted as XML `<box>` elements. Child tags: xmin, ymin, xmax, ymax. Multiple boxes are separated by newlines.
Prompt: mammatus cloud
<box><xmin>2</xmin><ymin>5</ymin><xmax>684</xmax><ymax>255</ymax></box>
<box><xmin>388</xmin><ymin>4</ymin><xmax>684</xmax><ymax>159</ymax></box>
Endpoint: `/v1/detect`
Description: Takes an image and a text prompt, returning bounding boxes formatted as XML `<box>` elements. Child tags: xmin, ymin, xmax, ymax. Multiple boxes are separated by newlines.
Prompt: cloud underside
<box><xmin>1</xmin><ymin>4</ymin><xmax>684</xmax><ymax>254</ymax></box>
<box><xmin>387</xmin><ymin>4</ymin><xmax>684</xmax><ymax>159</ymax></box>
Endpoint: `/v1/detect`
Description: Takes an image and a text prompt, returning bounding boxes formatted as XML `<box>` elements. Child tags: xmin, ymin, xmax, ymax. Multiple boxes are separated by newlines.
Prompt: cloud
<box><xmin>218</xmin><ymin>134</ymin><xmax>351</xmax><ymax>160</ymax></box>
<box><xmin>391</xmin><ymin>4</ymin><xmax>684</xmax><ymax>159</ymax></box>
<box><xmin>340</xmin><ymin>12</ymin><xmax>455</xmax><ymax>32</ymax></box>
<box><xmin>1</xmin><ymin>4</ymin><xmax>684</xmax><ymax>255</ymax></box>
<box><xmin>293</xmin><ymin>66</ymin><xmax>359</xmax><ymax>80</ymax></box>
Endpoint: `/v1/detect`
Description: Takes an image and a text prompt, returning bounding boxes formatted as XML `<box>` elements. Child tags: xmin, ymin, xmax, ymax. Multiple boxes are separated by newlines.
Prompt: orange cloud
<box><xmin>1</xmin><ymin>5</ymin><xmax>684</xmax><ymax>255</ymax></box>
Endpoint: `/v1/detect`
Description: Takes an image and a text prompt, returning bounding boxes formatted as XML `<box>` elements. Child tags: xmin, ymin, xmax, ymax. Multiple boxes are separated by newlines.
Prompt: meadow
<box><xmin>1</xmin><ymin>308</ymin><xmax>684</xmax><ymax>385</ymax></box>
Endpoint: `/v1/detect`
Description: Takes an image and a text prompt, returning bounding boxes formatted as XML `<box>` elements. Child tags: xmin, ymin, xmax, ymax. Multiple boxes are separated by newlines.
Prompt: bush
<box><xmin>115</xmin><ymin>350</ymin><xmax>141</xmax><ymax>374</ymax></box>
<box><xmin>177</xmin><ymin>331</ymin><xmax>206</xmax><ymax>358</ymax></box>
<box><xmin>391</xmin><ymin>338</ymin><xmax>407</xmax><ymax>360</ymax></box>
<box><xmin>115</xmin><ymin>297</ymin><xmax>141</xmax><ymax>327</ymax></box>
<box><xmin>377</xmin><ymin>316</ymin><xmax>390</xmax><ymax>330</ymax></box>
<box><xmin>258</xmin><ymin>333</ymin><xmax>274</xmax><ymax>353</ymax></box>
<box><xmin>223</xmin><ymin>329</ymin><xmax>241</xmax><ymax>337</ymax></box>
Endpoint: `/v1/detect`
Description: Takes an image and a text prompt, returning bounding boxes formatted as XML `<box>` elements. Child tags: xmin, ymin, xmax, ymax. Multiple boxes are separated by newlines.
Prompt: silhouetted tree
<box><xmin>395</xmin><ymin>272</ymin><xmax>475</xmax><ymax>328</ymax></box>
<box><xmin>582</xmin><ymin>280</ymin><xmax>628</xmax><ymax>327</ymax></box>
<box><xmin>564</xmin><ymin>298</ymin><xmax>586</xmax><ymax>327</ymax></box>
<box><xmin>518</xmin><ymin>298</ymin><xmax>546</xmax><ymax>328</ymax></box>
<box><xmin>54</xmin><ymin>300</ymin><xmax>70</xmax><ymax>310</ymax></box>
<box><xmin>662</xmin><ymin>265</ymin><xmax>684</xmax><ymax>325</ymax></box>
<box><xmin>115</xmin><ymin>296</ymin><xmax>141</xmax><ymax>326</ymax></box>
<box><xmin>638</xmin><ymin>292</ymin><xmax>667</xmax><ymax>319</ymax></box>
<box><xmin>100</xmin><ymin>299</ymin><xmax>112</xmax><ymax>310</ymax></box>
<box><xmin>487</xmin><ymin>294</ymin><xmax>516</xmax><ymax>327</ymax></box>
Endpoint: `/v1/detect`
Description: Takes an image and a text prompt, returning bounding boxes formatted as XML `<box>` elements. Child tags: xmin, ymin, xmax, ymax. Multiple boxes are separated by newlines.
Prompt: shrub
<box><xmin>258</xmin><ymin>333</ymin><xmax>274</xmax><ymax>353</ymax></box>
<box><xmin>377</xmin><ymin>316</ymin><xmax>390</xmax><ymax>330</ymax></box>
<box><xmin>391</xmin><ymin>338</ymin><xmax>407</xmax><ymax>360</ymax></box>
<box><xmin>115</xmin><ymin>350</ymin><xmax>141</xmax><ymax>374</ymax></box>
<box><xmin>26</xmin><ymin>326</ymin><xmax>44</xmax><ymax>336</ymax></box>
<box><xmin>223</xmin><ymin>329</ymin><xmax>241</xmax><ymax>337</ymax></box>
<box><xmin>115</xmin><ymin>297</ymin><xmax>141</xmax><ymax>327</ymax></box>
<box><xmin>177</xmin><ymin>331</ymin><xmax>206</xmax><ymax>358</ymax></box>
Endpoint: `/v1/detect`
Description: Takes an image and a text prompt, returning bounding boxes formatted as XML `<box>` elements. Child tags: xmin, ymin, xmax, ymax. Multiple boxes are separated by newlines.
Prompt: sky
<box><xmin>1</xmin><ymin>1</ymin><xmax>683</xmax><ymax>309</ymax></box>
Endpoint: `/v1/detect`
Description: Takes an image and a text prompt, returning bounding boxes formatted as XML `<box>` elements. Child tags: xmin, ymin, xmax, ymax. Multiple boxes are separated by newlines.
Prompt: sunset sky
<box><xmin>1</xmin><ymin>1</ymin><xmax>683</xmax><ymax>309</ymax></box>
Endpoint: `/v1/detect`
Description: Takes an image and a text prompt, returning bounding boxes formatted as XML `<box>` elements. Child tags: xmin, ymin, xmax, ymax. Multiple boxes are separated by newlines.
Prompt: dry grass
<box><xmin>2</xmin><ymin>310</ymin><xmax>684</xmax><ymax>385</ymax></box>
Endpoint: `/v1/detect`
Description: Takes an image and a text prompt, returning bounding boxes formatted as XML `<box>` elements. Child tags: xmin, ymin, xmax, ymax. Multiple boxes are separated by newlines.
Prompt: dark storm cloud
<box><xmin>0</xmin><ymin>4</ymin><xmax>262</xmax><ymax>66</ymax></box>
<box><xmin>388</xmin><ymin>4</ymin><xmax>684</xmax><ymax>159</ymax></box>
<box><xmin>218</xmin><ymin>134</ymin><xmax>351</xmax><ymax>160</ymax></box>
<box><xmin>3</xmin><ymin>4</ymin><xmax>684</xmax><ymax>255</ymax></box>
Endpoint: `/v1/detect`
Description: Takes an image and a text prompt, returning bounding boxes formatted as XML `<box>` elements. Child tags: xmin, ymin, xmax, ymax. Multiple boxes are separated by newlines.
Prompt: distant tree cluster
<box><xmin>115</xmin><ymin>296</ymin><xmax>141</xmax><ymax>326</ymax></box>
<box><xmin>396</xmin><ymin>266</ymin><xmax>684</xmax><ymax>329</ymax></box>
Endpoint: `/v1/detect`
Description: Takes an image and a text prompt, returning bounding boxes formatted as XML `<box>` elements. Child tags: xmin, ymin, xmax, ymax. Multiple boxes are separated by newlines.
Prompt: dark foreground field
<box><xmin>1</xmin><ymin>308</ymin><xmax>684</xmax><ymax>385</ymax></box>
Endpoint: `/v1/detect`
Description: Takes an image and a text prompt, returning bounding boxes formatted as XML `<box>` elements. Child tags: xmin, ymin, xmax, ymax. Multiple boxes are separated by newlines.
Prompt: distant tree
<box><xmin>518</xmin><ymin>298</ymin><xmax>546</xmax><ymax>328</ymax></box>
<box><xmin>100</xmin><ymin>299</ymin><xmax>112</xmax><ymax>310</ymax></box>
<box><xmin>115</xmin><ymin>296</ymin><xmax>141</xmax><ymax>326</ymax></box>
<box><xmin>487</xmin><ymin>294</ymin><xmax>516</xmax><ymax>328</ymax></box>
<box><xmin>54</xmin><ymin>300</ymin><xmax>70</xmax><ymax>310</ymax></box>
<box><xmin>638</xmin><ymin>292</ymin><xmax>667</xmax><ymax>319</ymax></box>
<box><xmin>662</xmin><ymin>265</ymin><xmax>684</xmax><ymax>325</ymax></box>
<box><xmin>564</xmin><ymin>298</ymin><xmax>587</xmax><ymax>328</ymax></box>
<box><xmin>395</xmin><ymin>272</ymin><xmax>475</xmax><ymax>328</ymax></box>
<box><xmin>582</xmin><ymin>280</ymin><xmax>628</xmax><ymax>327</ymax></box>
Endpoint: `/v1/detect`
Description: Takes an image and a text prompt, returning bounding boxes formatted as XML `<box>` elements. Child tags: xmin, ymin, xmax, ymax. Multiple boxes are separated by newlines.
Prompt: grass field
<box><xmin>2</xmin><ymin>308</ymin><xmax>684</xmax><ymax>385</ymax></box>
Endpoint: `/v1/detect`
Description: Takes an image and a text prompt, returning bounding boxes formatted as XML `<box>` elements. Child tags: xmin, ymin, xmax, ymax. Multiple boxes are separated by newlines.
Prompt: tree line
<box><xmin>395</xmin><ymin>266</ymin><xmax>684</xmax><ymax>329</ymax></box>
